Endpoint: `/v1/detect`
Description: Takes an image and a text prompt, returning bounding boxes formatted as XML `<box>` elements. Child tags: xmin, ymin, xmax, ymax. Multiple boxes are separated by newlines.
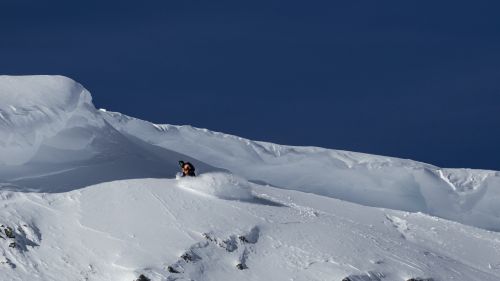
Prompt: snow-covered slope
<box><xmin>0</xmin><ymin>76</ymin><xmax>217</xmax><ymax>192</ymax></box>
<box><xmin>0</xmin><ymin>75</ymin><xmax>103</xmax><ymax>166</ymax></box>
<box><xmin>1</xmin><ymin>75</ymin><xmax>499</xmax><ymax>281</ymax></box>
<box><xmin>2</xmin><ymin>174</ymin><xmax>500</xmax><ymax>281</ymax></box>
<box><xmin>102</xmin><ymin>110</ymin><xmax>500</xmax><ymax>231</ymax></box>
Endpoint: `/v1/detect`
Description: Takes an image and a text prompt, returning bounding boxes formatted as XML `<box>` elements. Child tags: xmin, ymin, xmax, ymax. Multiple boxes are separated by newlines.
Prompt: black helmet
<box><xmin>179</xmin><ymin>160</ymin><xmax>195</xmax><ymax>172</ymax></box>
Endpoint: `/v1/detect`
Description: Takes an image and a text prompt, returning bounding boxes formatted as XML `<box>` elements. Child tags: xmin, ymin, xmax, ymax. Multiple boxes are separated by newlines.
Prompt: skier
<box><xmin>178</xmin><ymin>160</ymin><xmax>196</xmax><ymax>177</ymax></box>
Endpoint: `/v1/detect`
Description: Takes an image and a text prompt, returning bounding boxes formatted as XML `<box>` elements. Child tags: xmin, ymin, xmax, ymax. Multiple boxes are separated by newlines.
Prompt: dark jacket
<box><xmin>179</xmin><ymin>161</ymin><xmax>196</xmax><ymax>177</ymax></box>
<box><xmin>183</xmin><ymin>169</ymin><xmax>196</xmax><ymax>177</ymax></box>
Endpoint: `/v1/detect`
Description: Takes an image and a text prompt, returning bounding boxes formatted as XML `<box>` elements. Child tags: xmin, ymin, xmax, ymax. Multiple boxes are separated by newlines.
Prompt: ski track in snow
<box><xmin>9</xmin><ymin>166</ymin><xmax>88</xmax><ymax>182</ymax></box>
<box><xmin>147</xmin><ymin>189</ymin><xmax>198</xmax><ymax>242</ymax></box>
<box><xmin>1</xmin><ymin>178</ymin><xmax>500</xmax><ymax>280</ymax></box>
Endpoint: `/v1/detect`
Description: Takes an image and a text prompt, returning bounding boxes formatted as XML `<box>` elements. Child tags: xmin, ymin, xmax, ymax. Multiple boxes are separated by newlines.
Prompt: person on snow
<box><xmin>179</xmin><ymin>160</ymin><xmax>196</xmax><ymax>177</ymax></box>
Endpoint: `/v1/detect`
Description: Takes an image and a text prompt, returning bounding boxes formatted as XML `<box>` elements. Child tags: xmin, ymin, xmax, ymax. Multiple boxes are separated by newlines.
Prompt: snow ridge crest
<box><xmin>0</xmin><ymin>75</ymin><xmax>103</xmax><ymax>165</ymax></box>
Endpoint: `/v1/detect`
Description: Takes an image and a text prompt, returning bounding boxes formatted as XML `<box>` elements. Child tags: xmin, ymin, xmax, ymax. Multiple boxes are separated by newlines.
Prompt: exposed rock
<box><xmin>238</xmin><ymin>235</ymin><xmax>249</xmax><ymax>243</ymax></box>
<box><xmin>239</xmin><ymin>226</ymin><xmax>260</xmax><ymax>244</ymax></box>
<box><xmin>236</xmin><ymin>263</ymin><xmax>248</xmax><ymax>270</ymax></box>
<box><xmin>342</xmin><ymin>271</ymin><xmax>384</xmax><ymax>281</ymax></box>
<box><xmin>4</xmin><ymin>227</ymin><xmax>15</xmax><ymax>239</ymax></box>
<box><xmin>167</xmin><ymin>265</ymin><xmax>181</xmax><ymax>274</ymax></box>
<box><xmin>180</xmin><ymin>252</ymin><xmax>200</xmax><ymax>263</ymax></box>
<box><xmin>136</xmin><ymin>274</ymin><xmax>151</xmax><ymax>281</ymax></box>
<box><xmin>203</xmin><ymin>232</ymin><xmax>238</xmax><ymax>252</ymax></box>
<box><xmin>0</xmin><ymin>256</ymin><xmax>16</xmax><ymax>268</ymax></box>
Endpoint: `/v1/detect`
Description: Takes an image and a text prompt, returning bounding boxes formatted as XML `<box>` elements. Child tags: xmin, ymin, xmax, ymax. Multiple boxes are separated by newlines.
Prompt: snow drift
<box><xmin>103</xmin><ymin>110</ymin><xmax>500</xmax><ymax>231</ymax></box>
<box><xmin>0</xmin><ymin>75</ymin><xmax>103</xmax><ymax>165</ymax></box>
<box><xmin>177</xmin><ymin>172</ymin><xmax>254</xmax><ymax>200</ymax></box>
<box><xmin>0</xmin><ymin>75</ymin><xmax>218</xmax><ymax>192</ymax></box>
<box><xmin>1</xmin><ymin>177</ymin><xmax>500</xmax><ymax>281</ymax></box>
<box><xmin>1</xmin><ymin>75</ymin><xmax>499</xmax><ymax>230</ymax></box>
<box><xmin>1</xmin><ymin>75</ymin><xmax>500</xmax><ymax>281</ymax></box>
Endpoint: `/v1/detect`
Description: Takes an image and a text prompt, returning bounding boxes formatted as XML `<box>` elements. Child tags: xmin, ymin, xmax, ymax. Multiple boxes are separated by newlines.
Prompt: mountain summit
<box><xmin>0</xmin><ymin>75</ymin><xmax>101</xmax><ymax>165</ymax></box>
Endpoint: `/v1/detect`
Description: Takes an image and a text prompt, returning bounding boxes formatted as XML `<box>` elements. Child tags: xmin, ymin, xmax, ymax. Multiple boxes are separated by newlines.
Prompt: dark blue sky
<box><xmin>1</xmin><ymin>1</ymin><xmax>499</xmax><ymax>170</ymax></box>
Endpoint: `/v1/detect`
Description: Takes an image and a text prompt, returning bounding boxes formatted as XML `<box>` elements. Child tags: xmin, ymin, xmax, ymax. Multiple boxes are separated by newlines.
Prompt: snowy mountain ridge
<box><xmin>0</xmin><ymin>75</ymin><xmax>104</xmax><ymax>165</ymax></box>
<box><xmin>1</xmin><ymin>75</ymin><xmax>500</xmax><ymax>281</ymax></box>
<box><xmin>101</xmin><ymin>109</ymin><xmax>500</xmax><ymax>231</ymax></box>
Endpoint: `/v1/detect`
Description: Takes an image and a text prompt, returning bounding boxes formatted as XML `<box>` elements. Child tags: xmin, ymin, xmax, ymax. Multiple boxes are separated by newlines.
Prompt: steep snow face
<box><xmin>103</xmin><ymin>111</ymin><xmax>500</xmax><ymax>231</ymax></box>
<box><xmin>0</xmin><ymin>75</ymin><xmax>104</xmax><ymax>165</ymax></box>
<box><xmin>1</xmin><ymin>75</ymin><xmax>500</xmax><ymax>281</ymax></box>
<box><xmin>0</xmin><ymin>76</ymin><xmax>217</xmax><ymax>191</ymax></box>
<box><xmin>3</xmin><ymin>75</ymin><xmax>497</xmax><ymax>229</ymax></box>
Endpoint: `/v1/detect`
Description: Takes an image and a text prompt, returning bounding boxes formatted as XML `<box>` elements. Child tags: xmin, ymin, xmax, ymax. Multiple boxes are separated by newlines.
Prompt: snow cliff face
<box><xmin>0</xmin><ymin>76</ymin><xmax>216</xmax><ymax>192</ymax></box>
<box><xmin>1</xmin><ymin>75</ymin><xmax>500</xmax><ymax>281</ymax></box>
<box><xmin>0</xmin><ymin>75</ymin><xmax>104</xmax><ymax>165</ymax></box>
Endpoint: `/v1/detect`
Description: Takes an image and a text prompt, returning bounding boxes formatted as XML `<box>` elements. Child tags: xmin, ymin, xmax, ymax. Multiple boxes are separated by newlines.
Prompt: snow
<box><xmin>0</xmin><ymin>75</ymin><xmax>499</xmax><ymax>281</ymax></box>
<box><xmin>103</xmin><ymin>110</ymin><xmax>500</xmax><ymax>231</ymax></box>
<box><xmin>1</xmin><ymin>178</ymin><xmax>500</xmax><ymax>281</ymax></box>
<box><xmin>177</xmin><ymin>172</ymin><xmax>254</xmax><ymax>200</ymax></box>
<box><xmin>0</xmin><ymin>76</ymin><xmax>219</xmax><ymax>192</ymax></box>
<box><xmin>0</xmin><ymin>75</ymin><xmax>103</xmax><ymax>165</ymax></box>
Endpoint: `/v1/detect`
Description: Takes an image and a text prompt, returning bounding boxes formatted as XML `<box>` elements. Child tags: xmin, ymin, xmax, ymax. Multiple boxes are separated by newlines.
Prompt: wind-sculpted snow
<box><xmin>1</xmin><ymin>178</ymin><xmax>500</xmax><ymax>281</ymax></box>
<box><xmin>103</xmin><ymin>110</ymin><xmax>500</xmax><ymax>231</ymax></box>
<box><xmin>1</xmin><ymin>75</ymin><xmax>500</xmax><ymax>280</ymax></box>
<box><xmin>2</xmin><ymin>75</ymin><xmax>498</xmax><ymax>229</ymax></box>
<box><xmin>177</xmin><ymin>172</ymin><xmax>254</xmax><ymax>200</ymax></box>
<box><xmin>0</xmin><ymin>76</ymin><xmax>218</xmax><ymax>191</ymax></box>
<box><xmin>0</xmin><ymin>75</ymin><xmax>104</xmax><ymax>165</ymax></box>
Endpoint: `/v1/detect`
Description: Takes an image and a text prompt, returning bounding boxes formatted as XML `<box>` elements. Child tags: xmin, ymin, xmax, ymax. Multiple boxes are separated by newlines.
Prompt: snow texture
<box><xmin>0</xmin><ymin>76</ymin><xmax>219</xmax><ymax>192</ymax></box>
<box><xmin>103</xmin><ymin>109</ymin><xmax>500</xmax><ymax>231</ymax></box>
<box><xmin>0</xmin><ymin>75</ymin><xmax>102</xmax><ymax>165</ymax></box>
<box><xmin>0</xmin><ymin>75</ymin><xmax>499</xmax><ymax>281</ymax></box>
<box><xmin>177</xmin><ymin>172</ymin><xmax>254</xmax><ymax>200</ymax></box>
